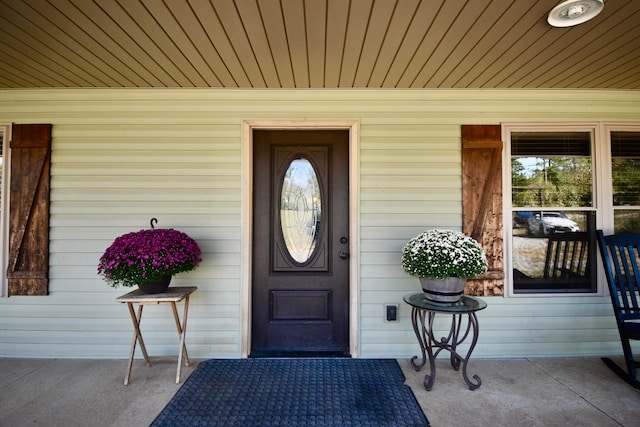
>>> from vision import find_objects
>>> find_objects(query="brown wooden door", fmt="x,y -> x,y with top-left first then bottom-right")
251,130 -> 350,356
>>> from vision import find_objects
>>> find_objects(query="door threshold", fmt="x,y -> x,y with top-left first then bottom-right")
249,351 -> 351,358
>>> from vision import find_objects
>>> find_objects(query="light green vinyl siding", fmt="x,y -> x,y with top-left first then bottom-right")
0,89 -> 638,359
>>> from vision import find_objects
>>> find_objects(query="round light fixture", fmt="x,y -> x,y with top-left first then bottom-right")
547,0 -> 604,27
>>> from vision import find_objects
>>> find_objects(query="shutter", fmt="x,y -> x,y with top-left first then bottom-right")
461,125 -> 504,296
7,124 -> 51,295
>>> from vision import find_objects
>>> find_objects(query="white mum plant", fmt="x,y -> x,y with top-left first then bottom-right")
402,229 -> 488,279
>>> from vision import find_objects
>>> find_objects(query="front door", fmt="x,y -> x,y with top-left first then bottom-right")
251,130 -> 350,356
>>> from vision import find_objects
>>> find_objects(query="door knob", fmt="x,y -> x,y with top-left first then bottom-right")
339,251 -> 349,259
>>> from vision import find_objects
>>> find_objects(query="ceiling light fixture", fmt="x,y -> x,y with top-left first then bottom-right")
547,0 -> 604,27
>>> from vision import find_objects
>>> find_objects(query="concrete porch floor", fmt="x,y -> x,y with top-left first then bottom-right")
0,357 -> 638,426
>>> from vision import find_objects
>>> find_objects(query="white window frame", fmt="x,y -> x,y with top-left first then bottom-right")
601,123 -> 640,235
502,122 -> 604,298
0,123 -> 10,297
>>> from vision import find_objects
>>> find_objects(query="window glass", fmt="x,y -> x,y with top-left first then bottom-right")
512,210 -> 595,293
511,132 -> 592,208
611,132 -> 640,233
511,131 -> 596,294
280,157 -> 321,264
613,210 -> 640,233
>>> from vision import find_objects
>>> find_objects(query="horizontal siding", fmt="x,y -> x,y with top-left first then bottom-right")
0,88 -> 639,359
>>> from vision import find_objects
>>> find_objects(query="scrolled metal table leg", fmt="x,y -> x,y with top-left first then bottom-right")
422,311 -> 437,391
409,307 -> 428,371
460,312 -> 482,390
449,314 -> 462,371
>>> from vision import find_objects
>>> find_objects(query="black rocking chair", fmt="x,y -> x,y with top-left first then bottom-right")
596,230 -> 640,389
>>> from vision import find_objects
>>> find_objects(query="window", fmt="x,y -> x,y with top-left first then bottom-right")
508,128 -> 597,294
505,123 -> 640,296
610,131 -> 640,233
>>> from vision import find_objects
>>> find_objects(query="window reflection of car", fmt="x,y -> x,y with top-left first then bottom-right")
527,211 -> 579,236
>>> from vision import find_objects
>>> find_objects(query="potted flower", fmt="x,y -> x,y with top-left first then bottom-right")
98,227 -> 202,294
402,229 -> 487,302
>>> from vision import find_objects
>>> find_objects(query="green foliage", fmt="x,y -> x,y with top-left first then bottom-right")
612,159 -> 640,206
512,157 -> 592,208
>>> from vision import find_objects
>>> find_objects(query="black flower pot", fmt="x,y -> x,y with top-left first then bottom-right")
138,275 -> 172,294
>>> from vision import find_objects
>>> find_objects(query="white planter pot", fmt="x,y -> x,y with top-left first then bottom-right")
419,277 -> 466,303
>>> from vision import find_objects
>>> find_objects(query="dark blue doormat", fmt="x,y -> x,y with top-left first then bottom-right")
151,358 -> 430,426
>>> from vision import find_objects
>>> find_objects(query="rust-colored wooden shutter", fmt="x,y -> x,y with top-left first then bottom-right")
461,125 -> 504,296
7,124 -> 51,295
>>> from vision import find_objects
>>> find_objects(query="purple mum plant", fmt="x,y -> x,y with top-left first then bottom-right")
98,228 -> 202,288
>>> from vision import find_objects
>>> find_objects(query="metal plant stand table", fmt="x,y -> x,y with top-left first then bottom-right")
117,286 -> 197,385
404,293 -> 487,391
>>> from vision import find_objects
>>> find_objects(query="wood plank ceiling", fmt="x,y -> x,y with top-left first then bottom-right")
0,0 -> 638,90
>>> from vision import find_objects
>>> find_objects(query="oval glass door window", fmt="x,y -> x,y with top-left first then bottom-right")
280,158 -> 322,263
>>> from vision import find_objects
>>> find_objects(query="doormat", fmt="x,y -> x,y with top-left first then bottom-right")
151,358 -> 430,427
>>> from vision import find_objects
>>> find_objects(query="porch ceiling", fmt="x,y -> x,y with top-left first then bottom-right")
0,0 -> 638,90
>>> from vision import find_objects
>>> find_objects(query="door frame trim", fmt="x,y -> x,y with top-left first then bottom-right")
241,120 -> 359,358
